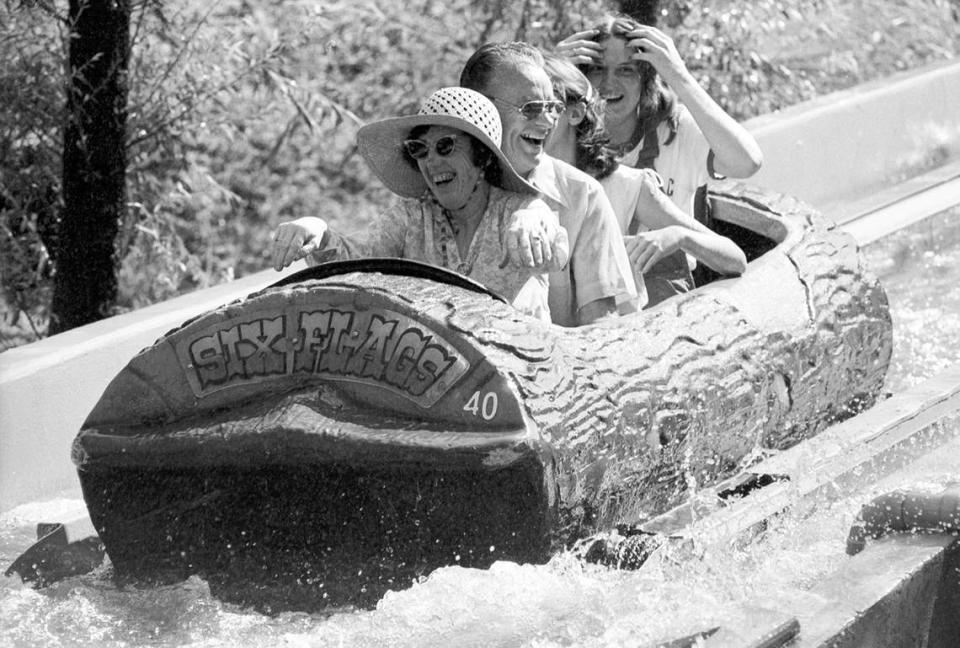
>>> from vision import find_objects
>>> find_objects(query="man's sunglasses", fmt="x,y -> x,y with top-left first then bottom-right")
403,135 -> 461,160
491,97 -> 566,120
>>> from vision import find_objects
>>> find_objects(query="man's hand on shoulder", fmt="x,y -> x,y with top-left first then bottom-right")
502,199 -> 569,271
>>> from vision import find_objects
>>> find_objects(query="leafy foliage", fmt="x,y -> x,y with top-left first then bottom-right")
1,0 -> 959,347
0,5 -> 64,347
667,0 -> 960,118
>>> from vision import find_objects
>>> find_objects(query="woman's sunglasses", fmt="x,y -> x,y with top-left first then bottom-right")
403,135 -> 460,160
491,97 -> 566,120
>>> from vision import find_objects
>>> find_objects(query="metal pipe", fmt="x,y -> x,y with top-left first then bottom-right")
846,484 -> 960,555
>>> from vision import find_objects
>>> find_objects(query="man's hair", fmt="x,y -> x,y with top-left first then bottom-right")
459,42 -> 546,94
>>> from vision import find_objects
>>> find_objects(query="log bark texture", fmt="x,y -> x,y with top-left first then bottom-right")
74,183 -> 892,609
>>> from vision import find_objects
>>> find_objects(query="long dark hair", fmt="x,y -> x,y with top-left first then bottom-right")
543,53 -> 619,180
587,14 -> 678,147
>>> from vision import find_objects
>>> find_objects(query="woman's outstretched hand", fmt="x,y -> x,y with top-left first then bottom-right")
271,217 -> 328,271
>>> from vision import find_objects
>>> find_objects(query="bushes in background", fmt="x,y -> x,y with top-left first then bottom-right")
1,0 -> 958,347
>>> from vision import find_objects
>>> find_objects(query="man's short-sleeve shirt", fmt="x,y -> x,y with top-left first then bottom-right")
528,155 -> 637,327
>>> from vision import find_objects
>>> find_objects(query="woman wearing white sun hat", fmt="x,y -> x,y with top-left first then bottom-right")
270,86 -> 568,323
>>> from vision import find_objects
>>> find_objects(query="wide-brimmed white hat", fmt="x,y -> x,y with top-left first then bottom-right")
357,87 -> 537,198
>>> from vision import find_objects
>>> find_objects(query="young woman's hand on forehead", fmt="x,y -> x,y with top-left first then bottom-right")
554,29 -> 603,65
624,25 -> 686,81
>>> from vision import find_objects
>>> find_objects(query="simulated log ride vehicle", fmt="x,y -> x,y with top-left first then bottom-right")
73,183 -> 893,611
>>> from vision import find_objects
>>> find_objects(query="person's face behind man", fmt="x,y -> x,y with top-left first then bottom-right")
481,62 -> 558,178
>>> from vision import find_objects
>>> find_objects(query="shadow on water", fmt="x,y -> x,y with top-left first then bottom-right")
80,458 -> 552,614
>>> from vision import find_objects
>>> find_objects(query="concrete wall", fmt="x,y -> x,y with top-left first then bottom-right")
3,60 -> 960,512
746,59 -> 960,210
0,265 -> 303,510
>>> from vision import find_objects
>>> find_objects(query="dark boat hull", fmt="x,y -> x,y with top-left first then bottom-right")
80,460 -> 552,610
73,183 -> 892,610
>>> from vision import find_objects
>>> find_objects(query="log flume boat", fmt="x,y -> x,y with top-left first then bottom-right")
72,183 -> 893,611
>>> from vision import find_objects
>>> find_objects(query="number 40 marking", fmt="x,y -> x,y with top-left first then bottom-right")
463,391 -> 499,420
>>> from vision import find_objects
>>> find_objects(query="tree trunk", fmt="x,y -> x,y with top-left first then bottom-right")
50,0 -> 130,334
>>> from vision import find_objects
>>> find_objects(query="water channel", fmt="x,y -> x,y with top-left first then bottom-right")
2,205 -> 959,648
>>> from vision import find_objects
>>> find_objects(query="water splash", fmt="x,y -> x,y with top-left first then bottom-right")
4,206 -> 960,647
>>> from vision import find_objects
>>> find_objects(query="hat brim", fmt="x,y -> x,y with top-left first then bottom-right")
357,114 -> 537,199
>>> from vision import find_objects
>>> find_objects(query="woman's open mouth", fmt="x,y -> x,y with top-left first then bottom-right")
431,172 -> 455,186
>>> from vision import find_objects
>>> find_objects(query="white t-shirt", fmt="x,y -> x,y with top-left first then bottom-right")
528,155 -> 637,327
599,165 -> 651,235
619,105 -> 710,219
599,165 -> 655,311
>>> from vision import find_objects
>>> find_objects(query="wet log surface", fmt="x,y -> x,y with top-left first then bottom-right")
74,183 -> 893,610
266,182 -> 891,536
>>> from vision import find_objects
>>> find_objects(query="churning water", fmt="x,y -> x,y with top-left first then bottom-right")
3,206 -> 960,648
862,204 -> 960,392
